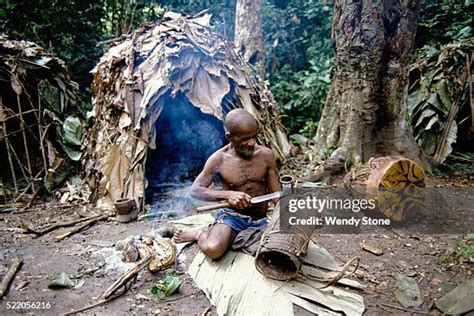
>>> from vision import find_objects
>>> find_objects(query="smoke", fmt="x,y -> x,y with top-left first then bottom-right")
146,93 -> 225,187
145,93 -> 226,216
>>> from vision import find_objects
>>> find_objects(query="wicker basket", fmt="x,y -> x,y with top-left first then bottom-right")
255,203 -> 313,281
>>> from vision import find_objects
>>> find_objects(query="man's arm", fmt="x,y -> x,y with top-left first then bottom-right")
190,152 -> 251,209
264,149 -> 281,203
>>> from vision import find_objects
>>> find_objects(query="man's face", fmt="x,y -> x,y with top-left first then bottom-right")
228,125 -> 258,159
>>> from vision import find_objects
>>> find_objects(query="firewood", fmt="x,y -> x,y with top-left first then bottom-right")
63,254 -> 154,315
55,213 -> 112,240
62,290 -> 124,315
23,212 -> 112,236
62,254 -> 153,315
20,213 -> 112,236
102,254 -> 153,299
0,257 -> 23,297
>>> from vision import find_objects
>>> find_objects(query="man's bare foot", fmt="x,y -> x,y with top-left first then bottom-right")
173,227 -> 206,243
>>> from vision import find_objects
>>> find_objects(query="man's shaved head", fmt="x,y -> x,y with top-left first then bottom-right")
224,109 -> 258,136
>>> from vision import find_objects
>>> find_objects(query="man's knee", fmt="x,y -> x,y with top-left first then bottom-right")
197,224 -> 235,259
199,239 -> 228,259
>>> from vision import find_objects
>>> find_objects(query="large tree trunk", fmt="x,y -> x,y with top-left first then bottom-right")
234,0 -> 265,79
312,0 -> 421,177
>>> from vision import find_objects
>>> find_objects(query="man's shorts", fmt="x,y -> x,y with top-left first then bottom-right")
213,208 -> 268,233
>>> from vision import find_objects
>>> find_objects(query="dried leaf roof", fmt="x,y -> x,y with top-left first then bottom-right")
0,36 -> 78,110
84,12 -> 290,205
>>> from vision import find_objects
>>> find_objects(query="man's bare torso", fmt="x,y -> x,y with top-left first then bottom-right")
176,109 -> 280,258
216,144 -> 271,218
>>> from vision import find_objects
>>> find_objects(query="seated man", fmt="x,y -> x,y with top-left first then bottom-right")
174,108 -> 280,259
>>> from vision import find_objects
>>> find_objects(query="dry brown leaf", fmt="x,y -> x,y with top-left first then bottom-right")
100,145 -> 129,202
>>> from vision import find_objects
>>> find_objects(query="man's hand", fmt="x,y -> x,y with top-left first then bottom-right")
225,191 -> 251,210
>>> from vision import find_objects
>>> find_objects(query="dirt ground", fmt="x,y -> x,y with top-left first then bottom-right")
0,173 -> 472,315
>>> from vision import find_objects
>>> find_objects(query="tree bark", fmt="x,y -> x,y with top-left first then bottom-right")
312,0 -> 421,176
234,0 -> 265,79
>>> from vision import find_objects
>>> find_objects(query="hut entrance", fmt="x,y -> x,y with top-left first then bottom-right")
144,94 -> 225,212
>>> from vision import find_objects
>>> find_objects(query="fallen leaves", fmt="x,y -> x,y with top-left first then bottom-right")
394,272 -> 423,309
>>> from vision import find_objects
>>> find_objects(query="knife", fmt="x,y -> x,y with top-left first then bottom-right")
196,191 -> 284,212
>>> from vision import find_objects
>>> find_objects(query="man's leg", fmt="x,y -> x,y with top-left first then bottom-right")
173,223 -> 236,259
173,227 -> 206,243
197,223 -> 236,259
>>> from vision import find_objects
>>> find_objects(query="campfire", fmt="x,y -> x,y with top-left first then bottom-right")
115,233 -> 176,272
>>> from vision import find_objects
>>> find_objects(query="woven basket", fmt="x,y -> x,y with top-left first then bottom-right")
255,203 -> 313,281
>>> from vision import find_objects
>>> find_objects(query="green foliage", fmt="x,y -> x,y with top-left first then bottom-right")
150,275 -> 181,300
101,0 -> 165,37
271,57 -> 332,137
408,0 -> 473,162
264,1 -> 334,136
407,36 -> 472,162
416,0 -> 473,48
323,145 -> 337,160
61,117 -> 84,161
440,233 -> 474,264
455,238 -> 474,262
159,0 -> 236,39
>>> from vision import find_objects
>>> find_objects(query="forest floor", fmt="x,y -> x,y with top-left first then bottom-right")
0,162 -> 473,315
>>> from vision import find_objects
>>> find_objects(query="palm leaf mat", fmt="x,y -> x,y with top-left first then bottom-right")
188,241 -> 365,315
167,213 -> 215,231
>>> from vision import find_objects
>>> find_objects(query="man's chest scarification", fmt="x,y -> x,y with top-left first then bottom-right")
239,161 -> 255,183
220,159 -> 266,186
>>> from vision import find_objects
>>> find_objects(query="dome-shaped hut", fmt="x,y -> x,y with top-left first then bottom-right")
83,12 -> 290,208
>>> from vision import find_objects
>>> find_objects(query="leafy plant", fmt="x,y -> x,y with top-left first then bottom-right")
415,1 -> 473,48
150,275 -> 181,300
455,238 -> 474,262
440,233 -> 474,264
407,0 -> 473,163
407,36 -> 472,163
323,145 -> 337,160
